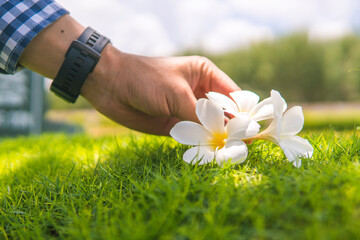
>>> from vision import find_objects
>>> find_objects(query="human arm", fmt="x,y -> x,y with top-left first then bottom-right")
18,14 -> 240,135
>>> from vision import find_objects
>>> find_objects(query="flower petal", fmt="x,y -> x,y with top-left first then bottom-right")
170,121 -> 211,145
270,90 -> 287,116
215,139 -> 248,165
196,98 -> 225,134
230,90 -> 260,113
256,114 -> 282,143
226,117 -> 260,140
279,135 -> 314,167
206,92 -> 238,113
281,106 -> 304,135
232,112 -> 251,119
250,97 -> 274,121
183,146 -> 214,165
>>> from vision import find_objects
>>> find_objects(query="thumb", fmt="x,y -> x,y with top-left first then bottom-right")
196,58 -> 241,98
209,63 -> 241,96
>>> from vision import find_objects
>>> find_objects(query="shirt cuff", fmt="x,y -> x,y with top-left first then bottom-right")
0,0 -> 69,74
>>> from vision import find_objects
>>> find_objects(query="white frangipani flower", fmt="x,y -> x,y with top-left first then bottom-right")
170,98 -> 260,166
206,90 -> 274,121
255,90 -> 314,168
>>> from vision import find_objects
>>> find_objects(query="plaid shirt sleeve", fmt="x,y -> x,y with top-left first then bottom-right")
0,0 -> 68,74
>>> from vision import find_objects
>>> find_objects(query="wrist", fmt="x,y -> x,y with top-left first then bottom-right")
80,44 -> 121,107
50,27 -> 110,103
19,15 -> 85,79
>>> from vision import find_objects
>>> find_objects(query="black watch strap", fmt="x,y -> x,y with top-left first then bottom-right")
78,27 -> 110,53
50,27 -> 110,103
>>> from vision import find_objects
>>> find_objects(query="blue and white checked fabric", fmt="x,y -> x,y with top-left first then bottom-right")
0,0 -> 68,74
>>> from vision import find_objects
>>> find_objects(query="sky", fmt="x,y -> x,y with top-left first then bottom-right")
56,0 -> 360,56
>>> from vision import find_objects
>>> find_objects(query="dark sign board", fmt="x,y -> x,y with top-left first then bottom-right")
0,69 -> 44,135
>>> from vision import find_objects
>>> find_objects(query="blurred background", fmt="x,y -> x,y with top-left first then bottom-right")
3,0 -> 360,136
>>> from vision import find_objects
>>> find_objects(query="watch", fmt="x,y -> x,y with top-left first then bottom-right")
50,27 -> 110,103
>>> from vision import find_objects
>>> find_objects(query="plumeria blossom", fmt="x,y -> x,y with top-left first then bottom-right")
254,90 -> 314,168
170,89 -> 313,168
170,98 -> 260,166
206,90 -> 274,121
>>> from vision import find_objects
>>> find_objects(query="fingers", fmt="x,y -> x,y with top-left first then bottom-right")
169,56 -> 240,124
172,85 -> 199,123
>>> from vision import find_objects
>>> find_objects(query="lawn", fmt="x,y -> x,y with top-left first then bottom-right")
0,128 -> 360,239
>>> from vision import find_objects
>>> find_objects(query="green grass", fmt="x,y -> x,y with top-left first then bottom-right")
0,130 -> 360,239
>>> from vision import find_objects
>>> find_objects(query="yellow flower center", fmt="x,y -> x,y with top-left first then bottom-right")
208,132 -> 228,150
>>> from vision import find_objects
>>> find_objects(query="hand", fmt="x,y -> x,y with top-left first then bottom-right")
81,47 -> 240,135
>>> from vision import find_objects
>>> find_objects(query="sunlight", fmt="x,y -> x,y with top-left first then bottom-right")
0,136 -> 109,178
212,168 -> 265,188
0,152 -> 33,176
